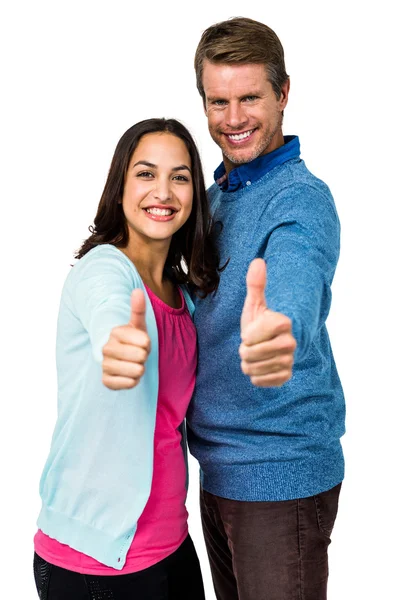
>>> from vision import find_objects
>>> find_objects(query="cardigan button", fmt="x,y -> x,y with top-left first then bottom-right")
246,180 -> 251,186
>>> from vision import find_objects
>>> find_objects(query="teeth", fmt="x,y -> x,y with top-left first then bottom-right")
146,208 -> 173,216
228,130 -> 253,141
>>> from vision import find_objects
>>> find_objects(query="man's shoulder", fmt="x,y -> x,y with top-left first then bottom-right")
206,182 -> 222,211
206,181 -> 220,197
269,158 -> 331,194
205,159 -> 335,208
256,159 -> 335,214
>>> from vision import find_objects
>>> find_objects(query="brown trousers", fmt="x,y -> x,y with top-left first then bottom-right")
200,483 -> 341,600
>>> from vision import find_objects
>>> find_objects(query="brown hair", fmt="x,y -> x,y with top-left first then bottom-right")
195,17 -> 289,104
75,118 -> 225,298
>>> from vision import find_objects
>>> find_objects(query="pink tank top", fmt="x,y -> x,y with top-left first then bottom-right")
34,284 -> 197,574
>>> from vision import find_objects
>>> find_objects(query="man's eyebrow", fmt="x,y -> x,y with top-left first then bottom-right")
132,161 -> 191,173
207,95 -> 226,103
207,92 -> 261,102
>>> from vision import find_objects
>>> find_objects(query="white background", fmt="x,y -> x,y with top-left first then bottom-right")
1,1 -> 399,598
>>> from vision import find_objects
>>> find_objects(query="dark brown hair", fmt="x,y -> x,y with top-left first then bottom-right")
76,118 -> 224,297
195,17 -> 289,104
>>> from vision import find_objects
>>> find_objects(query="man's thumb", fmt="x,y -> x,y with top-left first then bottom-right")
129,289 -> 147,332
241,258 -> 268,330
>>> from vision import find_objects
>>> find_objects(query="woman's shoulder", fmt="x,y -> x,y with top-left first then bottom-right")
79,243 -> 130,264
66,244 -> 142,286
179,285 -> 195,317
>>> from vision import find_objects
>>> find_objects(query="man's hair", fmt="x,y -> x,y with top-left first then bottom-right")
194,17 -> 289,104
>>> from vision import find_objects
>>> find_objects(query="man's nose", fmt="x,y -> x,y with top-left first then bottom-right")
225,102 -> 247,129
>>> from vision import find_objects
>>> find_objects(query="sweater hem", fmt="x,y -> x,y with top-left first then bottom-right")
37,505 -> 136,570
34,528 -> 188,575
200,445 -> 344,501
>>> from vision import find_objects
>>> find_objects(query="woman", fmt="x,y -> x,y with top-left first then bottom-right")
33,118 -> 222,599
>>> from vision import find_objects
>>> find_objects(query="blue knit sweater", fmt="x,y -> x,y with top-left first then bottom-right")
186,137 -> 345,501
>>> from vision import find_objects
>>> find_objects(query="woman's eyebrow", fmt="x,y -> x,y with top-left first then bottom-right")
133,161 -> 191,173
172,164 -> 191,173
133,160 -> 156,168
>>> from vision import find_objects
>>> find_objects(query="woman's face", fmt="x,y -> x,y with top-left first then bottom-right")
122,132 -> 193,246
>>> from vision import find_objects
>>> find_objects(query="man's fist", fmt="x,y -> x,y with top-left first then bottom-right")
102,289 -> 151,390
239,259 -> 296,387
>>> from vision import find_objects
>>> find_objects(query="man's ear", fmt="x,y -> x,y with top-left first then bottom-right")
280,78 -> 290,111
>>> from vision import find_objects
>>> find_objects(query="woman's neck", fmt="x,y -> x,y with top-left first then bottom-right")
119,238 -> 181,308
120,235 -> 170,288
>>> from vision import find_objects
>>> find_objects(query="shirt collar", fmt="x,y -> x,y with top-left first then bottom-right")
214,135 -> 300,192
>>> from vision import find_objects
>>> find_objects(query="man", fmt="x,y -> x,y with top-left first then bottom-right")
185,17 -> 345,600
102,17 -> 345,600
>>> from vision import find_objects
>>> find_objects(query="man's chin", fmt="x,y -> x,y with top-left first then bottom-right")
223,147 -> 260,166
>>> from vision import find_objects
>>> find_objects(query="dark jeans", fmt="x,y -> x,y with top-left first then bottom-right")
200,483 -> 341,600
33,534 -> 205,600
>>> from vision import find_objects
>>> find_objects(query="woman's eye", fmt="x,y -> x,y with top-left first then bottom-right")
137,171 -> 154,178
173,175 -> 189,182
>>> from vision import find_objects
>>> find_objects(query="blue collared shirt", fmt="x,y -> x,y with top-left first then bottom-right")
214,135 -> 300,192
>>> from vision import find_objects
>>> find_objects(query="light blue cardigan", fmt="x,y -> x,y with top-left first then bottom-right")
37,244 -> 194,570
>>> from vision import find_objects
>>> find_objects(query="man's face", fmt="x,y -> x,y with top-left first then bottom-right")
202,61 -> 289,173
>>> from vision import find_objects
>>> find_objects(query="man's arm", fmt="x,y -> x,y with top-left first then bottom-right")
240,184 -> 340,386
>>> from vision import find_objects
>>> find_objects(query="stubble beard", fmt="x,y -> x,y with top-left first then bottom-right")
215,113 -> 284,166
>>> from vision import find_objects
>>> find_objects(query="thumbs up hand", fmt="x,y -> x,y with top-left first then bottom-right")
239,259 -> 296,387
102,289 -> 151,390
240,257 -> 268,331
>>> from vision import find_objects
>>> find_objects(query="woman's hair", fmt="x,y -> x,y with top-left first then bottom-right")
75,118 -> 224,297
194,17 -> 289,104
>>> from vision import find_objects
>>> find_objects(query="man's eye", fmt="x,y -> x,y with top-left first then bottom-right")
213,100 -> 227,106
243,96 -> 257,102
